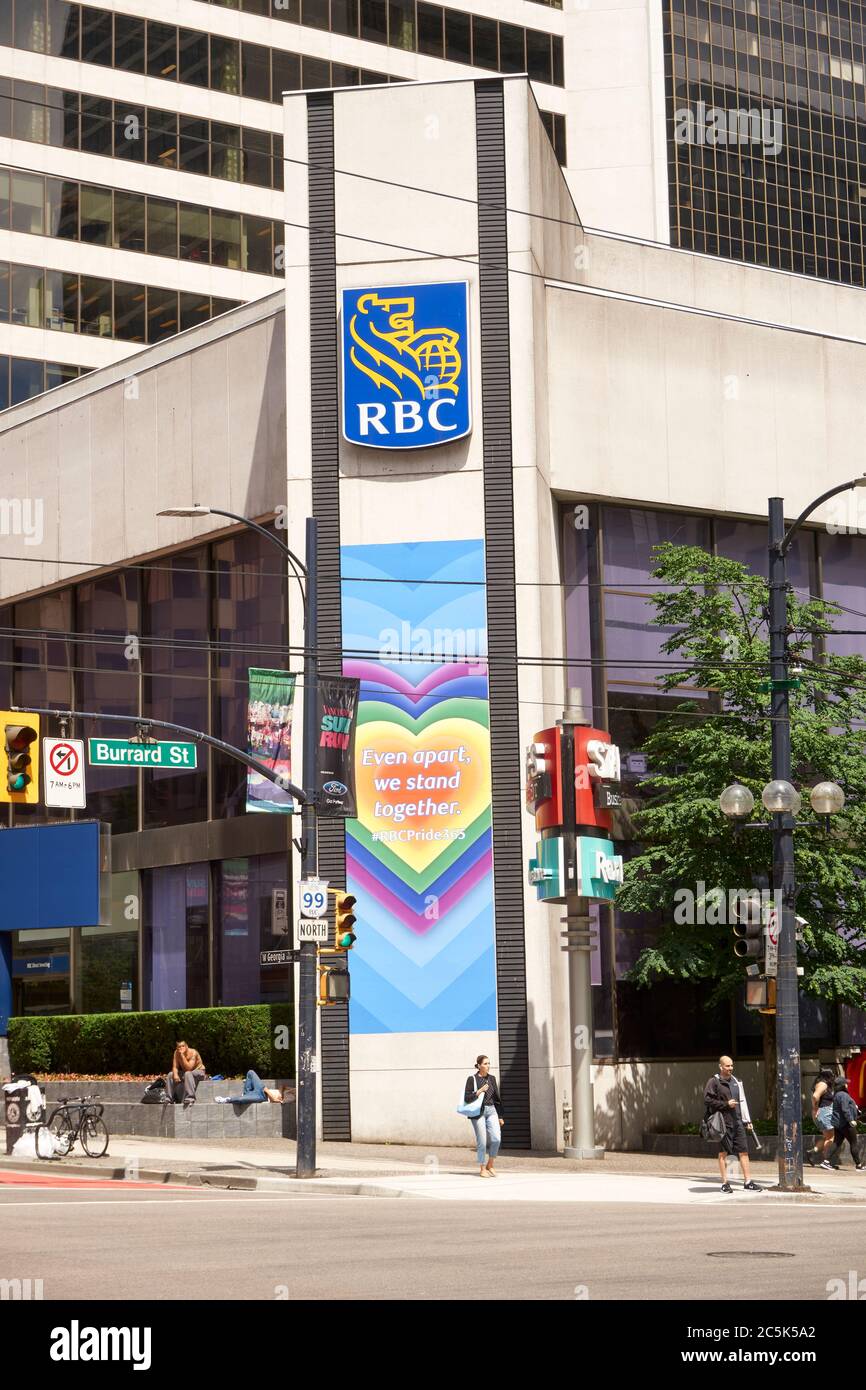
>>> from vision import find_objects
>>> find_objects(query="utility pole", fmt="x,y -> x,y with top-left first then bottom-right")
767,497 -> 805,1191
296,516 -> 318,1179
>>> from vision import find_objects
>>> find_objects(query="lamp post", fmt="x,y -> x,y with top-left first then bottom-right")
159,505 -> 319,1179
721,474 -> 865,1192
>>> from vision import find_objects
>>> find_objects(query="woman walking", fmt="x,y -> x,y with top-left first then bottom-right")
464,1054 -> 504,1177
806,1068 -> 837,1167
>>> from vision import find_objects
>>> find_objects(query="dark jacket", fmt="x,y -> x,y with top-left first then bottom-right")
832,1090 -> 859,1129
704,1075 -> 738,1128
464,1072 -> 502,1118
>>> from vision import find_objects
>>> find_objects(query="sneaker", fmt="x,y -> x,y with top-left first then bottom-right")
820,1160 -> 833,1170
743,1180 -> 761,1191
721,1182 -> 733,1193
214,1096 -> 228,1104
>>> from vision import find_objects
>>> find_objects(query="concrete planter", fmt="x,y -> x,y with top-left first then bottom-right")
643,1131 -> 784,1160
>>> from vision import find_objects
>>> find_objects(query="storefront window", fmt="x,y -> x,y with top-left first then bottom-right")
145,863 -> 209,1010
12,929 -> 71,1017
80,871 -> 140,1015
216,854 -> 291,1006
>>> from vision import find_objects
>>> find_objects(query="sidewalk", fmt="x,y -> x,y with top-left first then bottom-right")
3,1134 -> 865,1203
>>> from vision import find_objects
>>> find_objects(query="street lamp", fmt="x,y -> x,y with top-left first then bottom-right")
158,503 -> 320,1180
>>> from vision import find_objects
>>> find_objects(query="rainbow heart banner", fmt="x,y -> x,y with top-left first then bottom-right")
342,540 -> 495,1034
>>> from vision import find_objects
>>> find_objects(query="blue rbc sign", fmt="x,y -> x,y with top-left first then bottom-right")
341,281 -> 471,450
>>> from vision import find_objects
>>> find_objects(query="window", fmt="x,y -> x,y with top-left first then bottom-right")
389,0 -> 415,50
179,29 -> 209,87
241,42 -> 271,101
331,0 -> 359,35
44,86 -> 66,147
114,104 -> 145,162
79,185 -> 112,246
211,35 -> 240,94
0,172 -> 7,229
0,358 -> 8,413
113,281 -> 146,343
301,56 -> 330,88
44,361 -> 79,391
211,211 -> 242,269
272,50 -> 301,96
147,110 -> 177,170
146,287 -> 179,344
179,205 -> 209,263
361,0 -> 388,44
0,80 -> 11,140
179,291 -> 211,333
0,265 -> 8,320
211,123 -> 241,181
15,0 -> 47,53
11,173 -> 45,235
303,0 -> 330,29
11,266 -> 43,329
418,3 -> 444,57
114,13 -> 145,72
80,276 -> 112,336
61,90 -> 79,150
47,1 -> 80,58
445,9 -> 471,64
10,358 -> 45,406
147,21 -> 177,80
80,6 -> 113,66
211,297 -> 241,318
113,190 -> 145,254
472,15 -> 498,69
146,198 -> 178,258
13,82 -> 49,145
80,96 -> 113,155
526,29 -> 553,83
243,215 -> 273,274
44,270 -> 78,331
499,23 -> 525,73
242,128 -> 272,188
179,116 -> 211,176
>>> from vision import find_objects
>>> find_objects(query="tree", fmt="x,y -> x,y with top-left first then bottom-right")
616,543 -> 866,1117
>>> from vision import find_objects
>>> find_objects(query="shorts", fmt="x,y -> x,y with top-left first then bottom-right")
816,1105 -> 834,1133
720,1118 -> 749,1155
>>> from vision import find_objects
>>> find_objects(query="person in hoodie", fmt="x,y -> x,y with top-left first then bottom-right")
823,1075 -> 863,1171
703,1055 -> 761,1192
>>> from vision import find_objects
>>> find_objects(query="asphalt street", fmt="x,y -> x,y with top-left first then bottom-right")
2,1179 -> 865,1300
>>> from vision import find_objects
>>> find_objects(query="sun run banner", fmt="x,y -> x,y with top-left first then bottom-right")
316,676 -> 360,818
245,668 -> 296,813
341,539 -> 495,1034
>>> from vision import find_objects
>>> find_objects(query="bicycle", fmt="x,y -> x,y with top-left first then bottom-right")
35,1095 -> 109,1160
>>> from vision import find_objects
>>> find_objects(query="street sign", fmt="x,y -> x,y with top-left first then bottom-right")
261,949 -> 294,966
43,737 -> 86,809
272,888 -> 289,937
298,878 -> 328,918
765,908 -> 779,977
298,918 -> 329,944
88,738 -> 198,769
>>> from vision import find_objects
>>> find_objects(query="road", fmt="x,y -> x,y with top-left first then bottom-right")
0,1177 -> 863,1300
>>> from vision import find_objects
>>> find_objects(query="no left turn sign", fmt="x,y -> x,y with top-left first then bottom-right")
43,737 -> 86,809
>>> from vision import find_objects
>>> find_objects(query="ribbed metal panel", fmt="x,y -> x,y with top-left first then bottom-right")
474,81 -> 532,1150
307,92 -> 351,1142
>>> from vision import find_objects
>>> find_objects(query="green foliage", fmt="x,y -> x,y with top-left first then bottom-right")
8,1004 -> 294,1077
617,543 -> 866,1011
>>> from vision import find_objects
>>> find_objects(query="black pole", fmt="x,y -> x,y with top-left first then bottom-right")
768,497 -> 804,1192
296,516 -> 318,1179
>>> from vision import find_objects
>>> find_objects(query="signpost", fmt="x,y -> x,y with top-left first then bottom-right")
88,738 -> 198,768
298,919 -> 329,944
43,737 -> 86,809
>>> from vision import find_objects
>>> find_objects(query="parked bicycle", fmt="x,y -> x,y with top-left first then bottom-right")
35,1095 -> 109,1160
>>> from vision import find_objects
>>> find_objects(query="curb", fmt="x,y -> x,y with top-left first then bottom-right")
0,1155 -> 406,1197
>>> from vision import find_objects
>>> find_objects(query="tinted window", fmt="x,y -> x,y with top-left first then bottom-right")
499,23 -> 525,73
40,176 -> 70,240
47,1 -> 80,58
114,104 -> 145,162
44,270 -> 78,331
0,173 -> 8,229
301,56 -> 330,88
114,14 -> 145,72
241,43 -> 271,101
303,0 -> 330,29
81,6 -> 113,65
80,185 -> 112,245
80,276 -> 112,336
11,173 -> 45,235
243,215 -> 273,274
147,109 -> 177,169
43,86 -> 66,147
11,266 -> 43,328
0,264 -> 8,320
179,292 -> 211,333
211,35 -> 240,94
61,90 -> 80,150
360,0 -> 387,44
147,21 -> 177,80
242,128 -> 272,188
15,0 -> 47,54
418,3 -> 444,57
147,287 -> 179,344
211,123 -> 241,181
0,357 -> 8,412
445,9 -> 471,63
45,362 -> 79,391
472,15 -> 498,69
211,210 -> 242,269
179,205 -> 209,263
0,80 -> 11,140
526,29 -> 553,84
13,82 -> 49,145
11,359 -> 45,406
331,0 -> 359,35
389,0 -> 415,50
179,116 -> 211,175
80,96 -> 113,155
179,29 -> 209,88
146,198 -> 178,257
113,190 -> 146,253
113,281 -> 146,342
272,50 -> 301,95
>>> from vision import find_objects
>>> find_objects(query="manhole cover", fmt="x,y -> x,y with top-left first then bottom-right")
707,1251 -> 795,1260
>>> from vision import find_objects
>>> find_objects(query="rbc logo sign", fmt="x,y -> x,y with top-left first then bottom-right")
341,281 -> 471,450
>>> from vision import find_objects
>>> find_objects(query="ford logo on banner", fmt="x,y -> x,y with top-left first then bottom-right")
341,281 -> 471,449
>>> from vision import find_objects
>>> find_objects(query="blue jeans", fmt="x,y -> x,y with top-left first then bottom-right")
470,1105 -> 501,1165
225,1070 -> 267,1104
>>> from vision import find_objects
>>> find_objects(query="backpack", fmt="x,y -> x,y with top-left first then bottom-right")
141,1077 -> 170,1105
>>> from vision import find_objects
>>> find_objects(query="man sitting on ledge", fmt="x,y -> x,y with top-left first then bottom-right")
166,1041 -> 206,1109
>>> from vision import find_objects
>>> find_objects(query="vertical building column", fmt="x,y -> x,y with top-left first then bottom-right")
474,80 -> 531,1150
306,91 -> 351,1142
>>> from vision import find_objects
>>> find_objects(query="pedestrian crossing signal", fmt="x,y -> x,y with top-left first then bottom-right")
0,712 -> 40,804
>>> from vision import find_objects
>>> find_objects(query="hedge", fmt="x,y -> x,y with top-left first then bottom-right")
8,1004 -> 294,1077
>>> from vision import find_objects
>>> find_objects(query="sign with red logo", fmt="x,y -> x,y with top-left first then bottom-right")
574,726 -> 621,834
43,737 -> 86,809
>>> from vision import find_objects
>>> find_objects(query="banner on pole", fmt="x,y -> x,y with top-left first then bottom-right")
315,676 -> 360,818
246,668 -> 296,813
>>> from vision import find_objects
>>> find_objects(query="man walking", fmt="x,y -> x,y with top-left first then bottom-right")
704,1055 -> 761,1193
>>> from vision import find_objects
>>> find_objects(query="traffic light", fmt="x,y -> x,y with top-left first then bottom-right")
0,712 -> 40,804
318,962 -> 350,1006
731,889 -> 764,960
330,889 -> 357,952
